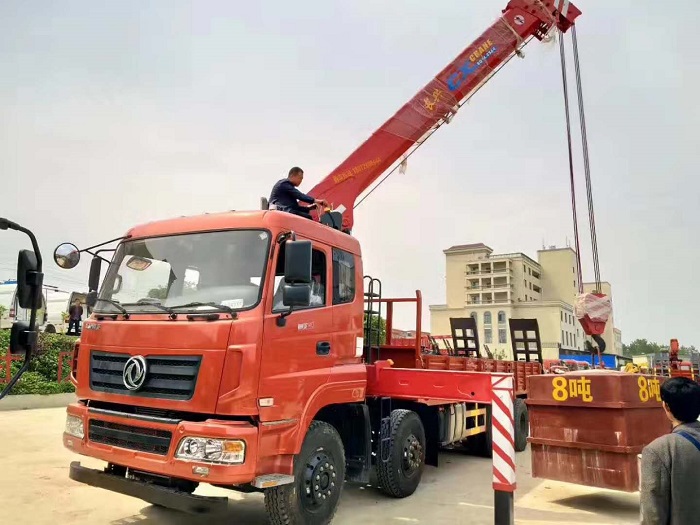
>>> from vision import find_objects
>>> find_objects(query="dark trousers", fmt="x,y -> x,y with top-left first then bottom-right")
277,206 -> 313,220
68,319 -> 81,335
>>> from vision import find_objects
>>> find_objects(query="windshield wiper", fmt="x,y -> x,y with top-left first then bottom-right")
121,299 -> 174,314
95,298 -> 128,316
169,301 -> 236,314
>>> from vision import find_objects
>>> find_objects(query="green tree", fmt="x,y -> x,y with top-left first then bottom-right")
623,339 -> 663,356
147,286 -> 168,300
363,313 -> 387,345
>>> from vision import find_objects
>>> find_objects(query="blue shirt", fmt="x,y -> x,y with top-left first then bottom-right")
269,179 -> 315,212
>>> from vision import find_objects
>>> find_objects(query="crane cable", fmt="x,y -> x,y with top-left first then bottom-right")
558,26 -> 602,294
558,32 -> 584,295
571,26 -> 602,293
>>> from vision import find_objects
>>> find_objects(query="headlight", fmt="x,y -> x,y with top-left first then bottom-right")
65,415 -> 84,439
175,437 -> 245,464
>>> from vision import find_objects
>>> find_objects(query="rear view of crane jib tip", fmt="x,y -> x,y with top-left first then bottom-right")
308,0 -> 582,232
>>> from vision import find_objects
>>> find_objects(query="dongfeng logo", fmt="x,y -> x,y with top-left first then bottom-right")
123,356 -> 148,391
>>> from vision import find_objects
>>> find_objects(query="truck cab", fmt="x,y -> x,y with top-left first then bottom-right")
60,209 -> 373,519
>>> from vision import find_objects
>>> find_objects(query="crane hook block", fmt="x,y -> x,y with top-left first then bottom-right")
575,292 -> 611,336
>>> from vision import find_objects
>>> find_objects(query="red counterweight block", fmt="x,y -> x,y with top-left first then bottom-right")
576,292 -> 611,336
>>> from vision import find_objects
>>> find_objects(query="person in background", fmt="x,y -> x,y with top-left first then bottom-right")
68,299 -> 83,335
269,166 -> 327,220
640,376 -> 700,524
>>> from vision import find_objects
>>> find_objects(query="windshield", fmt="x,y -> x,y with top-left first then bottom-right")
98,229 -> 271,314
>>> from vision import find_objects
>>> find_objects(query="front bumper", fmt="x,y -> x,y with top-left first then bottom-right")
64,402 -> 259,486
69,461 -> 229,514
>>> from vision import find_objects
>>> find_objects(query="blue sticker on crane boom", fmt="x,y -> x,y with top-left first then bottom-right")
447,39 -> 498,92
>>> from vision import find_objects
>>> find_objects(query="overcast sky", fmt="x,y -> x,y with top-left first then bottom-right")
1,0 -> 697,345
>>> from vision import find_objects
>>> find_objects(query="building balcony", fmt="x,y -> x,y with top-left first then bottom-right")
464,269 -> 512,276
466,299 -> 511,305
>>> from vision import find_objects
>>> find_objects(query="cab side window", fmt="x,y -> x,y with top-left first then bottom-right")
332,248 -> 355,305
272,243 -> 327,312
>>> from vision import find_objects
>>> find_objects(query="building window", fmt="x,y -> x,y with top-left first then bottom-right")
332,248 -> 355,305
560,311 -> 563,322
498,311 -> 506,324
562,330 -> 565,344
484,312 -> 492,325
499,328 -> 507,344
485,328 -> 493,344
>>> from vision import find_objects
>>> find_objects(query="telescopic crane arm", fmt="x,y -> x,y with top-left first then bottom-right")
309,0 -> 581,232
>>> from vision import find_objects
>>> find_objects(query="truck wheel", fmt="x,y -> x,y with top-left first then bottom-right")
513,398 -> 529,452
376,409 -> 426,498
265,420 -> 345,525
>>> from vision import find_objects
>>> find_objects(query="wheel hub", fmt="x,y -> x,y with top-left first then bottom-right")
302,453 -> 337,508
402,434 -> 423,473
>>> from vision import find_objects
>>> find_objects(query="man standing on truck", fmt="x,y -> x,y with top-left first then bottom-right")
269,166 -> 327,219
640,377 -> 700,524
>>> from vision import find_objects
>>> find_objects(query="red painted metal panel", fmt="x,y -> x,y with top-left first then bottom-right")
366,361 -> 505,404
527,372 -> 671,492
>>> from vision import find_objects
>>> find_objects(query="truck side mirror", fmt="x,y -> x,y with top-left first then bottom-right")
86,290 -> 98,308
282,240 -> 312,308
282,284 -> 311,308
277,240 -> 312,325
9,321 -> 35,356
16,249 -> 41,308
89,256 -> 102,292
54,243 -> 81,269
1,218 -> 43,400
283,240 -> 312,284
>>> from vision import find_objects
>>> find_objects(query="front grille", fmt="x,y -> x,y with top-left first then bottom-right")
88,419 -> 172,455
90,351 -> 201,400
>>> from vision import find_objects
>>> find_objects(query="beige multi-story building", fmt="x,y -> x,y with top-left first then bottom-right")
430,243 -> 618,361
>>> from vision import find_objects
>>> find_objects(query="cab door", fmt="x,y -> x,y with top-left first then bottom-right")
258,240 -> 334,422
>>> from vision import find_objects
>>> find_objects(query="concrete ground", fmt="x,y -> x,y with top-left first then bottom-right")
0,408 -> 641,525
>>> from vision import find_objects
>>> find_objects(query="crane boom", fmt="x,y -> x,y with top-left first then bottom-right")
309,0 -> 581,232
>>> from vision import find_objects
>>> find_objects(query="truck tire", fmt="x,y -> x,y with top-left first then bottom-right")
264,420 -> 345,525
376,409 -> 426,498
513,397 -> 529,452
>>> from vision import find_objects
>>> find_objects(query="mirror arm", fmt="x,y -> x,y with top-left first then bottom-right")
84,249 -> 113,265
0,356 -> 31,400
82,235 -> 129,253
1,219 -> 43,270
276,306 -> 293,327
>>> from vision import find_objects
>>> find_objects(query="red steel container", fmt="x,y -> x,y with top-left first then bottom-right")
526,370 -> 671,492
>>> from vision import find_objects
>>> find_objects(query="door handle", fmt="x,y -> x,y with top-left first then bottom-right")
316,341 -> 331,356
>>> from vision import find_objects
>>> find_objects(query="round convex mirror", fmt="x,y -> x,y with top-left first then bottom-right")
54,243 -> 81,269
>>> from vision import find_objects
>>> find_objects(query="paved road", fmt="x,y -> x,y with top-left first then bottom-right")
0,408 -> 641,524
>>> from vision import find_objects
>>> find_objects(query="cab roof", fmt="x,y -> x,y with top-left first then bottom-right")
125,210 -> 362,256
